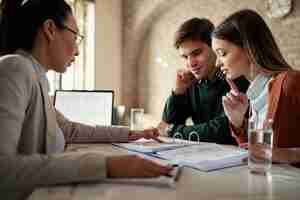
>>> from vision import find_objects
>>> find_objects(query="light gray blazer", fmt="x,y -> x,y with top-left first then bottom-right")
0,51 -> 130,200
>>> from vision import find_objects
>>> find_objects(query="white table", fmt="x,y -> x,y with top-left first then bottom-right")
28,143 -> 300,200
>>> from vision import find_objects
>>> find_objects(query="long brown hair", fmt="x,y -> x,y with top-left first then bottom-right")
212,9 -> 291,72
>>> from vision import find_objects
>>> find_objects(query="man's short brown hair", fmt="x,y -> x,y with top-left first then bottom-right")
174,18 -> 214,49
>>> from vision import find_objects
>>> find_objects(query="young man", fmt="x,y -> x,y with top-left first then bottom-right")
161,18 -> 249,144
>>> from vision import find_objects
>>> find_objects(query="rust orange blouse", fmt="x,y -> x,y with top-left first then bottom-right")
231,70 -> 300,148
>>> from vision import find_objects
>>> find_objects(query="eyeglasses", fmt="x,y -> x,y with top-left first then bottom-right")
62,25 -> 85,46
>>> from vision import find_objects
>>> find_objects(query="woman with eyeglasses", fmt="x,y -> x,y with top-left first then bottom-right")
211,9 -> 300,166
0,0 -> 172,199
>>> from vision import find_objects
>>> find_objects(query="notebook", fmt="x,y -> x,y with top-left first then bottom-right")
54,90 -> 114,126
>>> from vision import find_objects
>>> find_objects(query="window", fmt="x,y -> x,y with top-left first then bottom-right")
47,0 -> 95,95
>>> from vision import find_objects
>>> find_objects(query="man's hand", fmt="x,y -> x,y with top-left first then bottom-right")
106,155 -> 173,178
157,121 -> 169,136
174,69 -> 196,95
129,127 -> 160,141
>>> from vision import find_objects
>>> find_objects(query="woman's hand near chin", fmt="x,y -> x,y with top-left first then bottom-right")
106,155 -> 173,178
223,78 -> 249,128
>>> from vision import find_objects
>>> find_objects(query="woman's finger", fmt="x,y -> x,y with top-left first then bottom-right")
226,78 -> 239,95
223,95 -> 238,110
226,93 -> 240,106
222,96 -> 233,113
143,128 -> 159,139
239,142 -> 249,149
140,157 -> 173,177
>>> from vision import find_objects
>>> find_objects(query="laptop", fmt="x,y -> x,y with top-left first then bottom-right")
54,90 -> 114,126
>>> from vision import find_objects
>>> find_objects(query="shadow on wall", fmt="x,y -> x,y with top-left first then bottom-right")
122,0 -> 181,110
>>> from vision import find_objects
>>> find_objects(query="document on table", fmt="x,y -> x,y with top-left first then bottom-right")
114,138 -> 247,171
113,138 -> 197,153
155,143 -> 248,172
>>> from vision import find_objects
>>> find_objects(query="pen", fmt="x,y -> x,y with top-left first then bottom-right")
165,166 -> 182,181
173,166 -> 182,181
164,165 -> 178,178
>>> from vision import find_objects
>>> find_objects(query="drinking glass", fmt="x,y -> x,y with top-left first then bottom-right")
130,108 -> 144,131
248,119 -> 273,175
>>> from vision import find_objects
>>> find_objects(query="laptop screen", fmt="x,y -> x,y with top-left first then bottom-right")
54,90 -> 114,126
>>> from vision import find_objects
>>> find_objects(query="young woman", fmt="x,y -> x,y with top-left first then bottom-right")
0,0 -> 172,199
211,9 -> 300,165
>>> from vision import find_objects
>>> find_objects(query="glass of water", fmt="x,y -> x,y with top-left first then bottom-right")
248,119 -> 273,175
130,108 -> 144,131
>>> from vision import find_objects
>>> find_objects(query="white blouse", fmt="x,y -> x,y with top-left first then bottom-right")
246,73 -> 273,130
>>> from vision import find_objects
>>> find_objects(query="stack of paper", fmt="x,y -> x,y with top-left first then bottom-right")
113,138 -> 248,172
113,138 -> 196,153
155,144 -> 248,171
